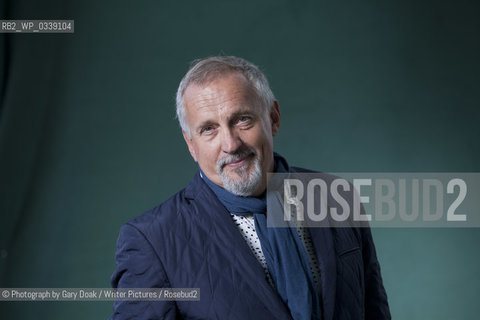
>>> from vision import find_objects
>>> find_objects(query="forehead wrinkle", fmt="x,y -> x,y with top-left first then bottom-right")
196,86 -> 245,107
187,86 -> 250,119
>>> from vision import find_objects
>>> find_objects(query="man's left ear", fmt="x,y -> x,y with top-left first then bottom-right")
270,100 -> 281,136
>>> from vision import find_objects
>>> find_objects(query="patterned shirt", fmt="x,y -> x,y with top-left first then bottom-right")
230,213 -> 322,292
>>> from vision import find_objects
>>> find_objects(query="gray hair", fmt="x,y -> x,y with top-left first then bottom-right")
175,56 -> 275,137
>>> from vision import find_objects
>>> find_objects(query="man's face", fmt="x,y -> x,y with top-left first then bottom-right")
182,72 -> 280,196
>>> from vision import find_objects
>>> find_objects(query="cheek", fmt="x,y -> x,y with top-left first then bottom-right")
196,141 -> 219,167
250,125 -> 273,146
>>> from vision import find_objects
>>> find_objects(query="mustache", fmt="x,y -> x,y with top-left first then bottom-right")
217,148 -> 257,171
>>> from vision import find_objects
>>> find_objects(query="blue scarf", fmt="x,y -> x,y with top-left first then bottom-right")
201,153 -> 321,320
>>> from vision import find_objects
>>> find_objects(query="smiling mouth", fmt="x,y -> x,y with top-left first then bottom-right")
226,156 -> 249,168
222,152 -> 255,170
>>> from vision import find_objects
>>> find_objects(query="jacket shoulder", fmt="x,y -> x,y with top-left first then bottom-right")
122,172 -> 206,242
123,186 -> 198,244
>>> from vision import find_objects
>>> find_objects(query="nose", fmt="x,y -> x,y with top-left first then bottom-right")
220,128 -> 243,154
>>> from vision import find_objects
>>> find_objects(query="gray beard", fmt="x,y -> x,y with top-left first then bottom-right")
217,151 -> 263,196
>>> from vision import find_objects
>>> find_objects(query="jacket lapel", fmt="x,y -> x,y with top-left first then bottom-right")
185,172 -> 292,319
309,227 -> 337,320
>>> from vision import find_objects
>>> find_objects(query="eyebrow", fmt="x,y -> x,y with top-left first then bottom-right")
194,109 -> 257,134
194,120 -> 215,134
228,109 -> 257,120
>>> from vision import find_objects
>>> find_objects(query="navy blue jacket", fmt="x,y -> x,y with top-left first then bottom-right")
111,169 -> 391,319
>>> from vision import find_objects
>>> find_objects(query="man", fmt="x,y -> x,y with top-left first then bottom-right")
110,56 -> 391,319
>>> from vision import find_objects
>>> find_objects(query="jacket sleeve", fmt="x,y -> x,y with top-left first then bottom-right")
110,223 -> 181,319
361,227 -> 392,319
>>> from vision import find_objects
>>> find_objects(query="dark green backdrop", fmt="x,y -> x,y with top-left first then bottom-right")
1,0 -> 479,319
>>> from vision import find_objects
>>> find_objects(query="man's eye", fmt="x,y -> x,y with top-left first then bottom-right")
237,116 -> 251,123
201,126 -> 214,134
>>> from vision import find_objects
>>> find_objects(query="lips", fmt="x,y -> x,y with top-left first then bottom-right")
221,152 -> 254,170
226,156 -> 248,168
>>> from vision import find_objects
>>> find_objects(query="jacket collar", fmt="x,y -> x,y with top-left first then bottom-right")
184,169 -> 337,320
184,170 -> 292,319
